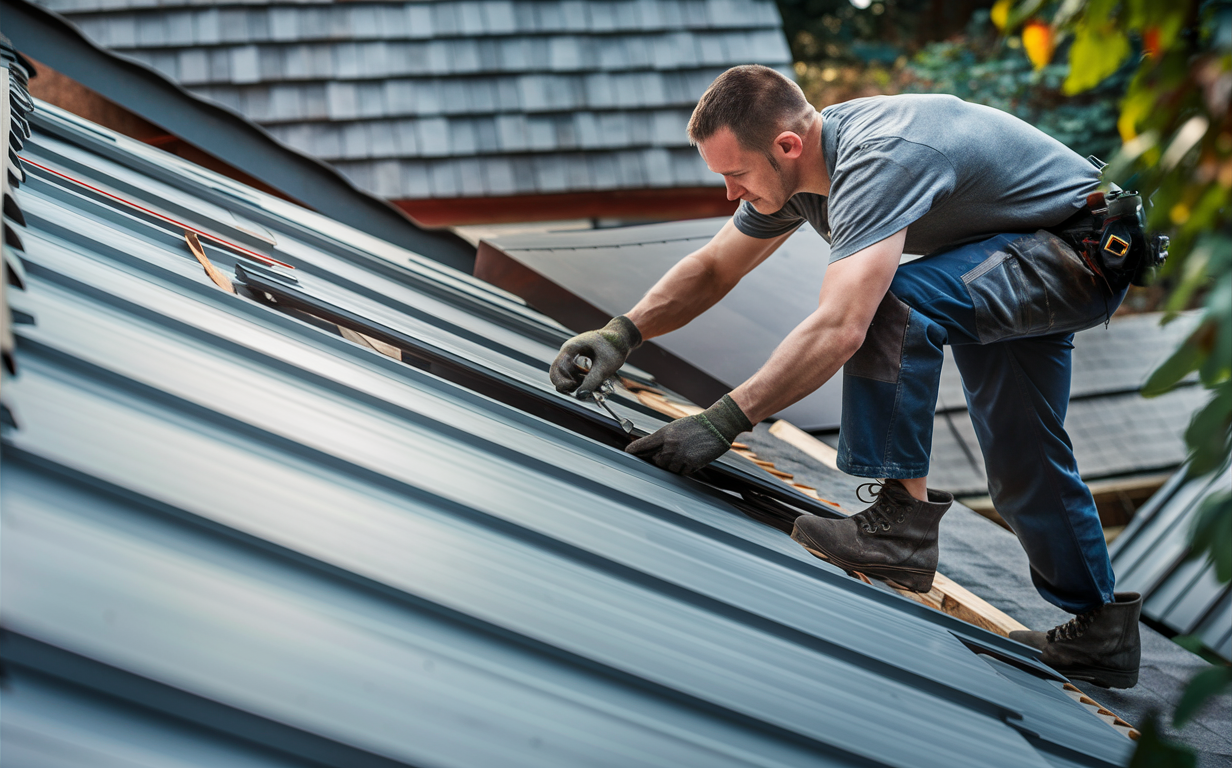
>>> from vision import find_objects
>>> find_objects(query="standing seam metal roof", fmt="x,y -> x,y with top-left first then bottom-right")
1110,464 -> 1232,662
35,0 -> 793,199
1,88 -> 1135,766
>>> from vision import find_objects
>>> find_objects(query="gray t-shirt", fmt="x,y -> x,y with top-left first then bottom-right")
732,94 -> 1100,262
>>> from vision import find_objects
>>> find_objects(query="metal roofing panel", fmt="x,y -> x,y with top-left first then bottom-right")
1111,464 -> 1232,660
1,76 -> 1133,767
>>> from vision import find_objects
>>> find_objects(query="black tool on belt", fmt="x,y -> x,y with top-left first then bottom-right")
1050,157 -> 1170,291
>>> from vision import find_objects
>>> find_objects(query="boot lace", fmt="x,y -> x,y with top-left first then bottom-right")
1047,608 -> 1099,642
853,481 -> 917,534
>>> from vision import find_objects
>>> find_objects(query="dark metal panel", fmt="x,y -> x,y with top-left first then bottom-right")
1111,464 -> 1232,661
3,271 -> 1048,768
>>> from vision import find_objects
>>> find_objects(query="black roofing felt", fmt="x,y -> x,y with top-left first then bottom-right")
33,0 -> 794,199
4,0 -> 476,271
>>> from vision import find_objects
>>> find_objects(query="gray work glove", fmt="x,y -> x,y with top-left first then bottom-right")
626,394 -> 752,475
550,315 -> 642,396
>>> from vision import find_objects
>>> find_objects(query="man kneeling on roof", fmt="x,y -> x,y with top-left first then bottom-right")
548,65 -> 1147,689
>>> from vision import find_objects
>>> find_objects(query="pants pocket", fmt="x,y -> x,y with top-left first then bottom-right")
962,230 -> 1107,344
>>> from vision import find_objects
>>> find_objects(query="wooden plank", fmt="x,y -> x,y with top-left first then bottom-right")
185,231 -> 234,293
768,420 -> 838,470
338,327 -> 403,361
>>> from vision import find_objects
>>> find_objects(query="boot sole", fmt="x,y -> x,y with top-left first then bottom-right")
790,529 -> 935,593
1055,665 -> 1139,690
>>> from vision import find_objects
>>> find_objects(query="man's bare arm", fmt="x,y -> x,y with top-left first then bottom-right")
625,219 -> 793,340
729,229 -> 908,424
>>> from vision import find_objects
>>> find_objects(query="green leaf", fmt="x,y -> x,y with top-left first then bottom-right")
1190,487 -> 1232,582
1162,244 -> 1212,313
1173,666 -> 1232,727
1143,339 -> 1202,396
1173,634 -> 1206,654
1129,713 -> 1197,768
1184,409 -> 1232,478
1064,25 -> 1131,94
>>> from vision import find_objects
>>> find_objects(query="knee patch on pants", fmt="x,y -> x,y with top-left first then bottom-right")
846,290 -> 911,384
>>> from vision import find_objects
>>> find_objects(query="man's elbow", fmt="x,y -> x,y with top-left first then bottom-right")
834,323 -> 867,360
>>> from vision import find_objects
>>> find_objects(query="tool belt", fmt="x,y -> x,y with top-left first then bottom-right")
1048,189 -> 1170,292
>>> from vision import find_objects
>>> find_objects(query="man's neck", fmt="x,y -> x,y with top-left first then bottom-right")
796,112 -> 830,197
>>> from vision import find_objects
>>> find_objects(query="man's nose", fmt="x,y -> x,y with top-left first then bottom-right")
723,177 -> 743,201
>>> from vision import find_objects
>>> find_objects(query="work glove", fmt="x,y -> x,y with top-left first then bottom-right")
550,315 -> 642,396
626,394 -> 752,475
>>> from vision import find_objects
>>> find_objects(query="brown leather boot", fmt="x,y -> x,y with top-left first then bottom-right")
1009,593 -> 1142,689
790,479 -> 954,592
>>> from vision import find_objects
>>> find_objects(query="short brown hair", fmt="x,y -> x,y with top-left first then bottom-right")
687,65 -> 813,152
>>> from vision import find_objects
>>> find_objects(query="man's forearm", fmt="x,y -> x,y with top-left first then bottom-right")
729,228 -> 908,424
729,310 -> 862,424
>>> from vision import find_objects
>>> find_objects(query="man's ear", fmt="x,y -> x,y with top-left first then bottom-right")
773,131 -> 805,160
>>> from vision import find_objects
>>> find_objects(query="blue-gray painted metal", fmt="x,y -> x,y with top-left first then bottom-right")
32,0 -> 793,199
1110,464 -> 1232,662
0,99 -> 1134,766
3,0 -> 477,271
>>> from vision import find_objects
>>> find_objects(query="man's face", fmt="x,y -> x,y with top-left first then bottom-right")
697,127 -> 795,214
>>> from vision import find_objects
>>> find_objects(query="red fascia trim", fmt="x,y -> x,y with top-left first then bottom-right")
22,158 -> 294,269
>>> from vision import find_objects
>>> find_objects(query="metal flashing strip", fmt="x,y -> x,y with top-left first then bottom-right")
22,156 -> 293,268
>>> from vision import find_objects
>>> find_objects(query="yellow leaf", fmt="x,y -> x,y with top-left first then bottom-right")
1170,202 -> 1191,225
991,0 -> 1012,30
1118,89 -> 1154,143
1064,25 -> 1131,95
1023,21 -> 1056,69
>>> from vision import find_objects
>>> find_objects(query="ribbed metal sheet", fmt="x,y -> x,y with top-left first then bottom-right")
32,0 -> 793,199
1110,464 -> 1232,662
0,99 -> 1134,767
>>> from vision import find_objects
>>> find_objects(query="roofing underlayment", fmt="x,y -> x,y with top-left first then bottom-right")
0,59 -> 1143,768
34,0 -> 792,201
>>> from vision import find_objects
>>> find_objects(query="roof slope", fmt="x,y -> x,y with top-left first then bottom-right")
1110,465 -> 1232,662
35,0 -> 792,200
1,94 -> 1136,767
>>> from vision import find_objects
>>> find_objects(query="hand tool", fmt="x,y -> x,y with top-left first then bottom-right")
574,356 -> 634,433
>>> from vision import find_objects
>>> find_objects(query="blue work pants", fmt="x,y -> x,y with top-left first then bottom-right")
836,231 -> 1126,614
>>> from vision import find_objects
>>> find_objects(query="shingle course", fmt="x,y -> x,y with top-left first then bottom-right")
38,0 -> 790,198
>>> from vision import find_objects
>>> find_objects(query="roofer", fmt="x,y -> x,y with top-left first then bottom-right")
549,65 -> 1155,688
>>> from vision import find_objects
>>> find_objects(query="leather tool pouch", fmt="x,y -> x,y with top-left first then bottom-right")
1051,191 -> 1169,291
